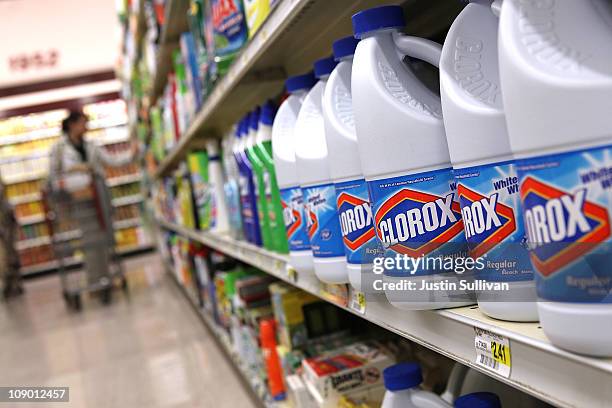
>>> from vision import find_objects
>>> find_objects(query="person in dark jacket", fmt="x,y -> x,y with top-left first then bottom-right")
0,179 -> 22,299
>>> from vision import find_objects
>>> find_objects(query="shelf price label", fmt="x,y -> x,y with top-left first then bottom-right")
286,265 -> 298,283
474,327 -> 512,378
350,290 -> 366,315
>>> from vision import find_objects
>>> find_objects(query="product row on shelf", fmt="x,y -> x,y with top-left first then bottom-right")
159,228 -> 550,408
0,100 -> 151,275
126,0 -> 611,407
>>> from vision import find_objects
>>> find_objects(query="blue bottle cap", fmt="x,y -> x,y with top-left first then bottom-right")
455,392 -> 502,408
333,36 -> 360,60
260,101 -> 277,126
352,5 -> 405,39
383,362 -> 422,391
285,72 -> 316,93
313,56 -> 337,78
250,107 -> 261,131
240,115 -> 250,137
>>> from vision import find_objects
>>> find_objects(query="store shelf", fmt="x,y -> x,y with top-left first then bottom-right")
9,192 -> 42,205
153,0 -> 461,178
16,235 -> 52,251
54,230 -> 82,243
17,213 -> 46,226
3,171 -> 47,185
0,150 -> 52,164
0,127 -> 59,146
111,194 -> 143,207
107,173 -> 142,187
166,262 -> 272,407
20,256 -> 82,276
116,242 -> 153,255
149,0 -> 190,105
113,218 -> 141,230
156,218 -> 612,408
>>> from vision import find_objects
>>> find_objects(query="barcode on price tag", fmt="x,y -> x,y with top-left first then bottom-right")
474,327 -> 511,378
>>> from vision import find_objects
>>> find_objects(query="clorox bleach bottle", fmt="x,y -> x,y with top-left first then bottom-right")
440,1 -> 538,322
223,128 -> 244,239
234,116 -> 262,246
205,138 -> 230,234
352,6 -> 474,309
499,0 -> 612,356
256,101 -> 289,254
381,363 -> 451,408
295,57 -> 348,284
247,107 -> 273,250
272,73 -> 317,273
323,35 -> 382,292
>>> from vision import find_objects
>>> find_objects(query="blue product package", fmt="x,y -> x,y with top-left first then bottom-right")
335,178 -> 381,264
302,183 -> 345,258
180,32 -> 203,110
280,186 -> 311,252
455,161 -> 533,282
210,0 -> 248,57
518,144 -> 612,303
368,168 -> 467,276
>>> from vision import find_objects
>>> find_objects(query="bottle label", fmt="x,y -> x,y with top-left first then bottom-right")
335,179 -> 382,264
368,168 -> 467,276
518,144 -> 612,303
280,187 -> 310,251
302,183 -> 345,258
239,174 -> 259,243
455,161 -> 533,282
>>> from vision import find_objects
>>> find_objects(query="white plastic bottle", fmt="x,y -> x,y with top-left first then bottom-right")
206,138 -> 230,234
222,128 -> 244,239
382,363 -> 451,408
440,1 -> 538,321
272,73 -> 317,273
499,0 -> 612,356
352,6 -> 474,309
295,57 -> 348,284
323,35 -> 383,292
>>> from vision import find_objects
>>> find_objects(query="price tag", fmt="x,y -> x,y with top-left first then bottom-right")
286,266 -> 298,283
350,290 -> 366,315
474,327 -> 512,378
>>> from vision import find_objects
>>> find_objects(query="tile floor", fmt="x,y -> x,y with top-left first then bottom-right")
0,253 -> 257,408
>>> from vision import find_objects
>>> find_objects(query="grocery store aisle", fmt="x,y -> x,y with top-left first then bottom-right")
0,253 -> 257,408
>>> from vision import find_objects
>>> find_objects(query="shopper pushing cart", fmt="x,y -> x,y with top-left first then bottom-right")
47,111 -> 139,308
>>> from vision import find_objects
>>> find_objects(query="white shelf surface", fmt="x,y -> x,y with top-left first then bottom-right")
156,218 -> 612,408
111,194 -> 143,207
107,173 -> 142,187
3,171 -> 47,185
9,192 -> 42,206
113,218 -> 142,230
17,213 -> 46,226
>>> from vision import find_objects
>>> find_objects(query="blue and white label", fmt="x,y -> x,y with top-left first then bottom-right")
455,161 -> 533,282
368,168 -> 467,276
518,144 -> 612,303
239,174 -> 261,245
302,183 -> 345,258
280,186 -> 310,251
335,179 -> 381,264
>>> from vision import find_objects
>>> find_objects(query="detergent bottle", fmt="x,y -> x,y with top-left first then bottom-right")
352,5 -> 474,309
234,116 -> 262,246
454,392 -> 501,408
222,128 -> 244,239
440,0 -> 538,321
323,35 -> 383,292
499,0 -> 612,356
256,101 -> 289,253
381,363 -> 451,408
295,57 -> 348,284
247,107 -> 273,250
272,73 -> 317,273
205,138 -> 230,234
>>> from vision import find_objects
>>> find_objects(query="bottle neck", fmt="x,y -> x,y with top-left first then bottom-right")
358,27 -> 399,40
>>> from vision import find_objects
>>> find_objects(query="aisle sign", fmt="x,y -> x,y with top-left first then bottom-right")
474,327 -> 512,378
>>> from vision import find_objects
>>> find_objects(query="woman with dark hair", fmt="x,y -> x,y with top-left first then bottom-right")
49,110 -> 138,178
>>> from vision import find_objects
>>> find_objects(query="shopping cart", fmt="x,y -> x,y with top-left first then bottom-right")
44,169 -> 127,310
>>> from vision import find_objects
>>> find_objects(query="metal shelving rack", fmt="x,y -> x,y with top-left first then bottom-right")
135,0 -> 612,407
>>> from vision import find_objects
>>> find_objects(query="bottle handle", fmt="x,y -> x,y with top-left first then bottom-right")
393,33 -> 442,69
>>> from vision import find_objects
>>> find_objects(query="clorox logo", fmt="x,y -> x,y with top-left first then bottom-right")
306,206 -> 318,239
375,189 -> 464,257
337,192 -> 375,251
281,199 -> 302,238
457,185 -> 516,258
521,177 -> 610,276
